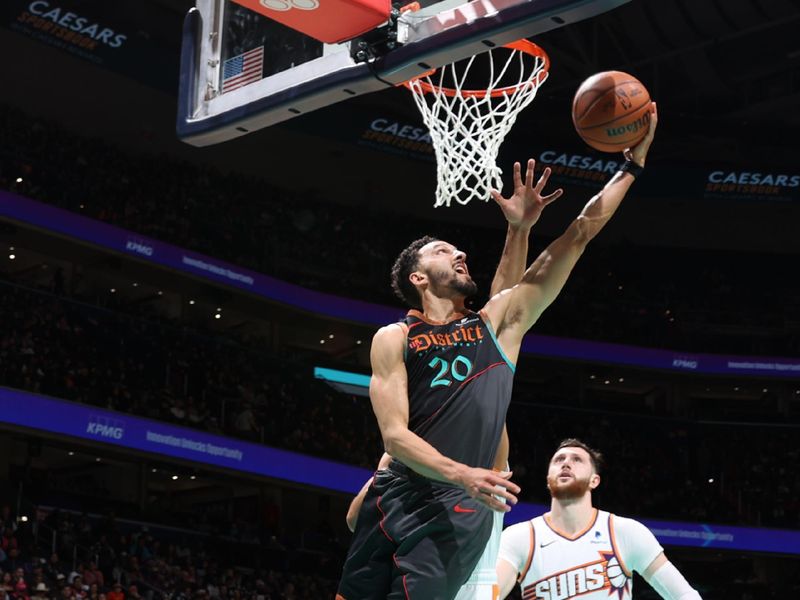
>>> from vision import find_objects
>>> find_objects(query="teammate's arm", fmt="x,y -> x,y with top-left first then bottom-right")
642,553 -> 703,599
487,104 -> 657,351
345,453 -> 392,532
369,325 -> 519,511
489,161 -> 564,296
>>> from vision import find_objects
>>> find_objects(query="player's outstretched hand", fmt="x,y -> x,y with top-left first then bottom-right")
490,159 -> 564,231
459,467 -> 520,512
626,102 -> 658,167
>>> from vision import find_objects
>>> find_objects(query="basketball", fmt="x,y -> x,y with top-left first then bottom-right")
572,71 -> 651,153
606,556 -> 628,589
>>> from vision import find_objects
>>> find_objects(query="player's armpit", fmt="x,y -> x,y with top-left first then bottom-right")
643,555 -> 702,600
494,228 -> 587,347
496,558 -> 519,600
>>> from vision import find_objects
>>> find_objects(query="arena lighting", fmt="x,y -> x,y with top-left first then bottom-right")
67,451 -> 74,456
189,299 -> 195,305
15,177 -> 22,183
216,307 -> 222,312
618,377 -> 624,382
172,475 -> 179,480
190,475 -> 196,480
132,282 -> 139,287
20,516 -> 28,522
157,291 -> 163,296
152,468 -> 157,473
329,334 -> 334,339
214,313 -> 221,319
762,388 -> 768,393
8,254 -> 15,260
356,340 -> 362,345
95,457 -> 101,462
708,478 -> 715,483
319,339 -> 325,344
8,246 -> 13,251
110,288 -> 116,293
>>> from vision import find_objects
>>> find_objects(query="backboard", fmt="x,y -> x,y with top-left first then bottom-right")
177,0 -> 633,146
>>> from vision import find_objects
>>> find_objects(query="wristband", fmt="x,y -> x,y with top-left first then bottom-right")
619,160 -> 644,178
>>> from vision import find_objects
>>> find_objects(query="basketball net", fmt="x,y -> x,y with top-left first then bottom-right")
405,41 -> 549,207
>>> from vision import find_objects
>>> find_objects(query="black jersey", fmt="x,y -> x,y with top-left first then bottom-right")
403,309 -> 515,470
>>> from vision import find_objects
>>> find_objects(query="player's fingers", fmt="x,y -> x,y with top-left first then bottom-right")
534,166 -> 551,193
490,487 -> 519,506
542,189 -> 563,205
476,494 -> 511,513
525,159 -> 535,189
486,474 -> 521,496
490,189 -> 504,205
512,162 -> 522,188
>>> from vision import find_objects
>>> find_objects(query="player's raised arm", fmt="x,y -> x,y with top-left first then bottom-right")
369,325 -> 519,511
486,103 -> 657,353
489,161 -> 564,296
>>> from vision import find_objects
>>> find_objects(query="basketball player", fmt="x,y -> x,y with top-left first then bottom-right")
497,438 -> 701,600
337,103 -> 658,600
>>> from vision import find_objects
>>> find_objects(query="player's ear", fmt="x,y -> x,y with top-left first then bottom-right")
409,271 -> 427,286
589,473 -> 601,490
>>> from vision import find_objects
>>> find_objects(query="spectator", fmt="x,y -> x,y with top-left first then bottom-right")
106,583 -> 123,600
82,563 -> 103,588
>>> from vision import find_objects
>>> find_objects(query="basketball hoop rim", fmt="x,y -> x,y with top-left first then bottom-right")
402,39 -> 550,98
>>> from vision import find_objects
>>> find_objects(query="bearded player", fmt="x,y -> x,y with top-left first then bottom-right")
496,438 -> 702,600
337,105 -> 658,600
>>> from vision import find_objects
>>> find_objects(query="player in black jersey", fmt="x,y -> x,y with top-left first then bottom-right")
337,104 -> 657,600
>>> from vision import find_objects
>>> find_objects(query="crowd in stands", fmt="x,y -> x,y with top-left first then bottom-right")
0,280 -> 797,530
0,502 -> 341,599
1,104 -> 799,357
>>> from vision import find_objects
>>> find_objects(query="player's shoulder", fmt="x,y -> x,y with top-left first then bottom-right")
373,322 -> 408,343
609,513 -> 653,537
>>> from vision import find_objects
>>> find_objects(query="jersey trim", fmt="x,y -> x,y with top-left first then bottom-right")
518,521 -> 535,583
397,321 -> 410,361
407,308 -> 469,325
609,514 -> 632,577
543,508 -> 599,541
478,310 -> 516,373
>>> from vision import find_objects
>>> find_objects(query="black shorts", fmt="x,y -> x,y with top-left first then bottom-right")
337,460 -> 493,600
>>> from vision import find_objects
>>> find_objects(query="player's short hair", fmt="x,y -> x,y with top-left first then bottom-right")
554,438 -> 604,474
391,236 -> 438,309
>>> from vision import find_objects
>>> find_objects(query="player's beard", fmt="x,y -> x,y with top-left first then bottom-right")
547,473 -> 592,501
429,269 -> 477,298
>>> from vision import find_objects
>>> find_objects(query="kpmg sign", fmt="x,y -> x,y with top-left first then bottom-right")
1,387 -> 798,555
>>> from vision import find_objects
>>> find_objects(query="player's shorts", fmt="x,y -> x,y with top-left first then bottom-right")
453,492 -> 504,600
337,460 -> 494,600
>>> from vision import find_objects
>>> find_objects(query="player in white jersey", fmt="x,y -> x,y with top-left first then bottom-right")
497,439 -> 702,600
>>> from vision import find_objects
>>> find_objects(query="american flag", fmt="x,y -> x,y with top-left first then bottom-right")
222,46 -> 264,94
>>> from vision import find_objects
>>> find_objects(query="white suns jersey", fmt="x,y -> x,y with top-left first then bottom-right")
498,510 -> 663,600
454,504 -> 505,600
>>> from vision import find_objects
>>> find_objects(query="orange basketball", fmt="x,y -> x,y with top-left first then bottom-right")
572,71 -> 651,153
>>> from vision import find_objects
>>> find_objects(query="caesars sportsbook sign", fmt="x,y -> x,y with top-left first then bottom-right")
2,0 -> 179,92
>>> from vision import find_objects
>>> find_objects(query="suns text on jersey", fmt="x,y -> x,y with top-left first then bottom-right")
523,558 -> 620,600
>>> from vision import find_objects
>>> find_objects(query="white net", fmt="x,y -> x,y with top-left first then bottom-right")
406,42 -> 549,207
